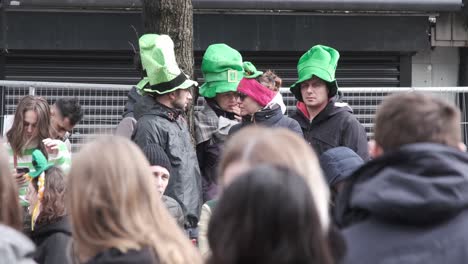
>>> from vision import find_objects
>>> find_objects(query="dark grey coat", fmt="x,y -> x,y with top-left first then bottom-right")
290,96 -> 369,160
133,95 -> 202,227
336,143 -> 468,264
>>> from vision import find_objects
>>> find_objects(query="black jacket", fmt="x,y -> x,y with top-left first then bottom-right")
122,86 -> 142,118
85,247 -> 157,264
336,143 -> 468,264
133,95 -> 202,227
289,97 -> 368,160
229,105 -> 302,136
30,217 -> 72,264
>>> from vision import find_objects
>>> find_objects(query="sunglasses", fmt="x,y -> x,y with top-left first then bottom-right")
238,92 -> 248,100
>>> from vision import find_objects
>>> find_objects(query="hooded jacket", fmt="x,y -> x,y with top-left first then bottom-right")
289,95 -> 368,160
30,217 -> 72,264
229,105 -> 302,136
84,247 -> 157,264
0,224 -> 36,264
133,95 -> 202,227
337,143 -> 468,264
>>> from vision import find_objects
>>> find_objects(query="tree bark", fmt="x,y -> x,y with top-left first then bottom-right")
142,0 -> 197,138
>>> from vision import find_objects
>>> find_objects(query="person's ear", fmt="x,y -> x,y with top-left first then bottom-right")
368,140 -> 384,158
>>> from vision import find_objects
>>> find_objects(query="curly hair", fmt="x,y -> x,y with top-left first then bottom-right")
32,166 -> 66,225
257,70 -> 282,92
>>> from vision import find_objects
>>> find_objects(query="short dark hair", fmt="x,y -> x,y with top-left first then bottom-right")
55,98 -> 83,126
207,165 -> 334,264
375,92 -> 461,151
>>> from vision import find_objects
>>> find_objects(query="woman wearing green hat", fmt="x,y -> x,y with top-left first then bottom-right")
25,150 -> 71,264
289,45 -> 369,160
195,43 -> 244,202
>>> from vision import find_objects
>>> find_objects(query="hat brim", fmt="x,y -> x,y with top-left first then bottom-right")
244,71 -> 263,79
290,68 -> 338,101
28,164 -> 54,178
143,78 -> 198,95
199,81 -> 239,98
136,78 -> 149,90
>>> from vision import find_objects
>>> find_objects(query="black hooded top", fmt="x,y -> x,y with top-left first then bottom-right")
30,217 -> 72,264
337,143 -> 468,264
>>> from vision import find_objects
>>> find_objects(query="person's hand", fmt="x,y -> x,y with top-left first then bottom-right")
43,138 -> 60,155
12,171 -> 27,186
232,105 -> 242,122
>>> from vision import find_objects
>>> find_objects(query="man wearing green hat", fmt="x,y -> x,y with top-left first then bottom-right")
289,45 -> 369,160
132,34 -> 202,228
195,43 -> 243,201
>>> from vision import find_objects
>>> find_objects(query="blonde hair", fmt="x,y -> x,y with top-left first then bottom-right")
219,127 -> 330,231
0,142 -> 22,230
68,136 -> 202,263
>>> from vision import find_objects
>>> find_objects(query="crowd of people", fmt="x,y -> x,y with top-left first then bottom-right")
1,32 -> 468,264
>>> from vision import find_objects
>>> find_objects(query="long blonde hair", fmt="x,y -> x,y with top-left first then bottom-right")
67,136 -> 202,263
219,127 -> 330,231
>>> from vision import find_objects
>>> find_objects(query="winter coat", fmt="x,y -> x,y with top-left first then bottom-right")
30,217 -> 72,264
0,224 -> 36,264
162,195 -> 185,228
229,105 -> 302,136
133,95 -> 202,227
84,247 -> 157,264
336,143 -> 468,264
195,100 -> 238,201
289,96 -> 369,160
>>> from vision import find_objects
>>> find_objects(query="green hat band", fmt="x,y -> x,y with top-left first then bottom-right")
204,69 -> 243,83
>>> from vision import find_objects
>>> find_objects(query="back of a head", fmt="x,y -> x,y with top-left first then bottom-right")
68,136 -> 201,263
375,92 -> 461,151
208,165 -> 333,264
0,143 -> 22,230
219,126 -> 330,231
34,166 -> 66,225
55,98 -> 84,126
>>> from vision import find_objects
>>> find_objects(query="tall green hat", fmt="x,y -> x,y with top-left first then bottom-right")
139,34 -> 198,95
243,61 -> 263,79
199,44 -> 244,98
29,150 -> 53,178
290,45 -> 340,101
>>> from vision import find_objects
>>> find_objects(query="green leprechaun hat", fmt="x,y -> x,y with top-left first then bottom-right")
243,61 -> 263,79
139,34 -> 197,94
290,45 -> 340,101
199,44 -> 244,98
28,150 -> 54,179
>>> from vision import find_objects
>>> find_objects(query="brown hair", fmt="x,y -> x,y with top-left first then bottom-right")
32,166 -> 66,225
6,96 -> 50,156
0,142 -> 22,230
375,92 -> 461,151
219,127 -> 330,231
68,136 -> 201,263
257,70 -> 282,92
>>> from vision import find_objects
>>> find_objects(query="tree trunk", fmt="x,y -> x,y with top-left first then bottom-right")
142,0 -> 197,138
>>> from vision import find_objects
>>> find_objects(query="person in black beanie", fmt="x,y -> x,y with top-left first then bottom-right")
143,144 -> 184,227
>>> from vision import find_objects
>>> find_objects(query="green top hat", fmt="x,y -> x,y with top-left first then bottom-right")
199,44 -> 244,98
290,45 -> 340,101
139,34 -> 197,95
243,61 -> 263,79
29,150 -> 54,178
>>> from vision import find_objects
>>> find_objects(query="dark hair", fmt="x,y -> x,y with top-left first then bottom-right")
7,95 -> 50,157
207,165 -> 334,264
55,98 -> 84,126
375,92 -> 461,151
32,166 -> 66,225
0,145 -> 22,230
